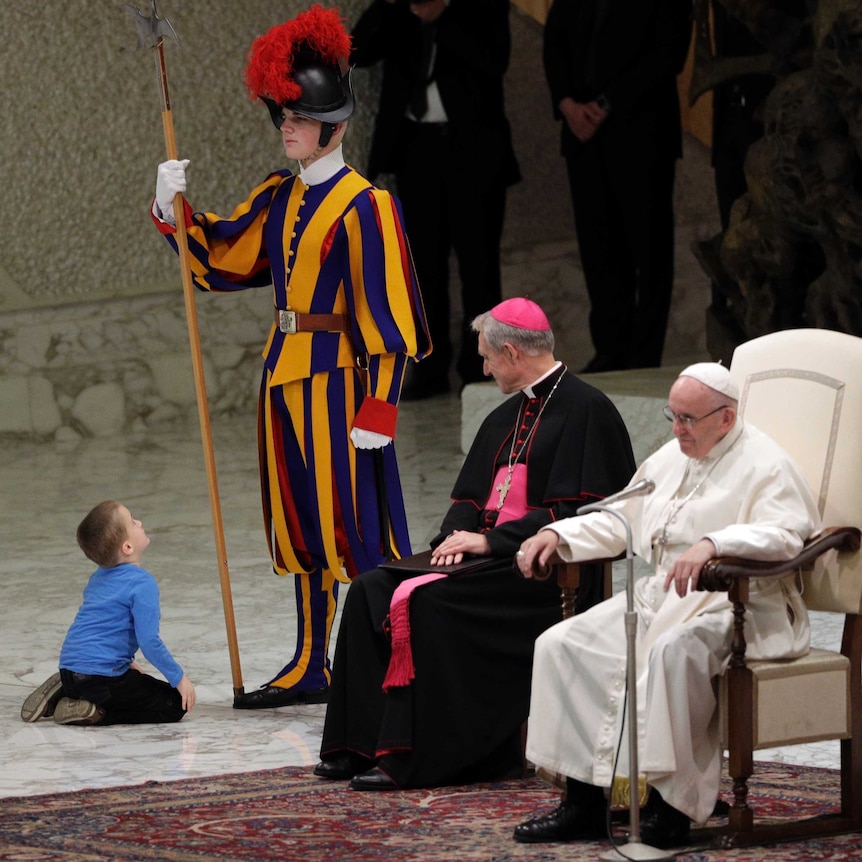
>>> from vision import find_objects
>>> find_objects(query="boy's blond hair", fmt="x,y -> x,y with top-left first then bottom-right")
76,500 -> 126,568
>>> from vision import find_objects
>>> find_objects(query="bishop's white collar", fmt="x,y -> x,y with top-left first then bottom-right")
522,361 -> 563,399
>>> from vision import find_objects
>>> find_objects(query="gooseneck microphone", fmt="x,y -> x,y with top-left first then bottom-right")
591,477 -> 655,507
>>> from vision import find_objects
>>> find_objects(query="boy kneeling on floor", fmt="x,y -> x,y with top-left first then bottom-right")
21,500 -> 196,726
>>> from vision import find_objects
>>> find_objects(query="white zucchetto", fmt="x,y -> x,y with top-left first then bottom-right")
678,362 -> 740,401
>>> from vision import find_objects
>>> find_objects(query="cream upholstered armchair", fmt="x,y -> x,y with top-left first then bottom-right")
550,329 -> 862,841
697,328 -> 862,847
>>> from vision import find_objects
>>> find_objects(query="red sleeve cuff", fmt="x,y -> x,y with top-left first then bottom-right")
353,397 -> 398,439
150,197 -> 195,235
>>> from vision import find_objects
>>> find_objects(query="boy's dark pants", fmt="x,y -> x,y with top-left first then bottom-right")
60,668 -> 185,724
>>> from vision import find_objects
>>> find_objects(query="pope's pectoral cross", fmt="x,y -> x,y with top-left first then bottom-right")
496,470 -> 513,509
655,531 -> 669,565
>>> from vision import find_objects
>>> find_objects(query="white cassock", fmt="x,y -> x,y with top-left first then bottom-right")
525,419 -> 821,823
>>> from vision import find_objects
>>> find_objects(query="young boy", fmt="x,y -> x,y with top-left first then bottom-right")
21,501 -> 196,726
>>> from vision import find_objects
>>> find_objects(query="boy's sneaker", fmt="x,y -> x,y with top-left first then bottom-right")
20,672 -> 64,723
53,697 -> 105,726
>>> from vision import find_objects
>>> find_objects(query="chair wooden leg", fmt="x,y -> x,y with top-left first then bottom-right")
727,593 -> 754,836
560,584 -> 576,619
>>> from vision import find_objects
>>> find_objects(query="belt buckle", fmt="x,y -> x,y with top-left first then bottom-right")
278,310 -> 297,334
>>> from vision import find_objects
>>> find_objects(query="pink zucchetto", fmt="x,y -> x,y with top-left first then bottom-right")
489,297 -> 551,331
678,362 -> 740,401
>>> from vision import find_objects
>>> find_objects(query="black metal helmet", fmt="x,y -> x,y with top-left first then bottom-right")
246,6 -> 354,146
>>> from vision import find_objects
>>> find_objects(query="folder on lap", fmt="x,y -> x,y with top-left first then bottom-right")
379,549 -> 500,576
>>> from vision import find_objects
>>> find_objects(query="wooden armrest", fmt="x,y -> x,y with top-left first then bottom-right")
523,551 -> 624,583
554,553 -> 625,586
512,551 -> 626,587
698,526 -> 861,592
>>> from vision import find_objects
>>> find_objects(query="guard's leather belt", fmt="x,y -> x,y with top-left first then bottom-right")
275,309 -> 349,334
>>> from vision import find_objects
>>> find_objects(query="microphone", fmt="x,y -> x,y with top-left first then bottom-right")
586,478 -> 655,508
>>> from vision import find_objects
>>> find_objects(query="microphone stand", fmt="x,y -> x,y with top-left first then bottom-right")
576,500 -> 673,862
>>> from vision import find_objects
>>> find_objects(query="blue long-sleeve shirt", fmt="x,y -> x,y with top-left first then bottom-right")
59,563 -> 184,687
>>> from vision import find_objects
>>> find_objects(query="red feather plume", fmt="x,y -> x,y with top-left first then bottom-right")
244,4 -> 352,104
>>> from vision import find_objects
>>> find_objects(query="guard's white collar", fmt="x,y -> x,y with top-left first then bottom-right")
299,145 -> 346,186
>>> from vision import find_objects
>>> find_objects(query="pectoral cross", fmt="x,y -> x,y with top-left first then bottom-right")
496,469 -> 513,510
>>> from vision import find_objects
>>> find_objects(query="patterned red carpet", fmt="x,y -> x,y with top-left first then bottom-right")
1,763 -> 861,860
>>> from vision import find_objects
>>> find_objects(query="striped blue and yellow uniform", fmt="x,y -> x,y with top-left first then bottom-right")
157,164 -> 430,690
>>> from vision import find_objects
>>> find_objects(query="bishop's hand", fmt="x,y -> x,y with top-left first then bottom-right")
430,530 -> 490,566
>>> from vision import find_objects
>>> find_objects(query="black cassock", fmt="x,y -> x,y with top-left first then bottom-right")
320,369 -> 636,787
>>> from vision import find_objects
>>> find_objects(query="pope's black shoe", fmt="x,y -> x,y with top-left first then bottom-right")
313,753 -> 375,780
348,766 -> 398,791
638,791 -> 691,849
513,801 -> 605,843
232,684 -> 328,709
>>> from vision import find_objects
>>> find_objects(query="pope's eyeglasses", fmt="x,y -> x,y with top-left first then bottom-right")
662,404 -> 729,429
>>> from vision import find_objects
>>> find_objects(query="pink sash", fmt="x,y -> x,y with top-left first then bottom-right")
382,465 -> 529,691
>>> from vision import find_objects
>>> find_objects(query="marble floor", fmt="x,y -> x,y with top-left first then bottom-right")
0,388 -> 844,800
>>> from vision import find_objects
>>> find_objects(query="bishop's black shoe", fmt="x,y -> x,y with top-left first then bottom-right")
348,767 -> 398,791
313,753 -> 375,780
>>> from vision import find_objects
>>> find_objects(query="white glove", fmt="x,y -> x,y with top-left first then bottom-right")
155,159 -> 190,224
350,428 -> 392,450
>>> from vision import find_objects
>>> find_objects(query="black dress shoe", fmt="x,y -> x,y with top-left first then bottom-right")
637,792 -> 691,849
232,685 -> 328,709
513,802 -> 605,844
712,797 -> 730,817
348,766 -> 398,791
313,753 -> 375,780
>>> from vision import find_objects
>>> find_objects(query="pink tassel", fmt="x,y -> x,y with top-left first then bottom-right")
382,573 -> 447,692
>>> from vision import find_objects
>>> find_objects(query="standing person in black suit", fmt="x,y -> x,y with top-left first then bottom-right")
351,0 -> 521,399
544,0 -> 692,372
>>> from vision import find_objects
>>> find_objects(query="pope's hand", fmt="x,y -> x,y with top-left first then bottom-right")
516,531 -> 560,579
663,538 -> 716,596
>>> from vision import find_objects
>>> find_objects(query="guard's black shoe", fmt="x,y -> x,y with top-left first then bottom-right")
232,685 -> 328,709
513,802 -> 605,843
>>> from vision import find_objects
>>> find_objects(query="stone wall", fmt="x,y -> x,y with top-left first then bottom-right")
0,4 -> 720,441
0,2 -> 586,440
